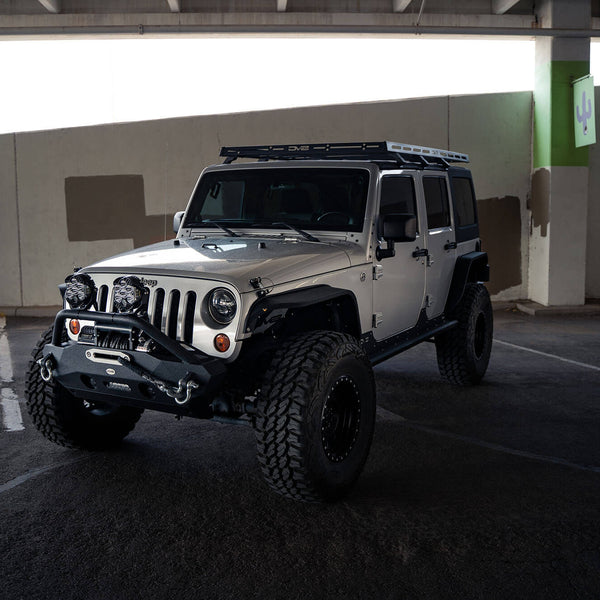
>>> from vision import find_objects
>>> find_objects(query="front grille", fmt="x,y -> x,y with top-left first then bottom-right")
98,285 -> 109,312
96,283 -> 198,345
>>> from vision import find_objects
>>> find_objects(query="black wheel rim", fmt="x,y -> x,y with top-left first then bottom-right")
473,312 -> 487,359
321,375 -> 361,462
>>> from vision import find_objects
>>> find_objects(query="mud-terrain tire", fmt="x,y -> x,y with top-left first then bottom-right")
254,331 -> 376,502
25,326 -> 143,450
435,283 -> 493,385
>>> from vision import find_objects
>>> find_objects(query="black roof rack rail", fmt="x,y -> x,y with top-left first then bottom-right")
220,141 -> 469,168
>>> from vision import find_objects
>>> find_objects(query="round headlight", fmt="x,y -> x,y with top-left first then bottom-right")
64,273 -> 96,309
113,276 -> 146,313
207,288 -> 237,325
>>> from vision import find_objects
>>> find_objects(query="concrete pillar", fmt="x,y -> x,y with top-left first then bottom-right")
529,0 -> 590,305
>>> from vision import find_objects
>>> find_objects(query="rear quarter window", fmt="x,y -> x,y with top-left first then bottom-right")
450,174 -> 479,242
452,177 -> 477,227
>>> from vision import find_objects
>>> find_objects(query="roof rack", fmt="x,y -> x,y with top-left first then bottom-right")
220,141 -> 469,168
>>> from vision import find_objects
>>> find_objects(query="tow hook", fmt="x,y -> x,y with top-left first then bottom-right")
38,355 -> 56,382
116,356 -> 199,405
163,375 -> 200,405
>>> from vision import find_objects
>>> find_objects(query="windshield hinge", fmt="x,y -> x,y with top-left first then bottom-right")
250,277 -> 272,298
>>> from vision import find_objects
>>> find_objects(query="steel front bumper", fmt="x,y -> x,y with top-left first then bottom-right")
41,309 -> 227,416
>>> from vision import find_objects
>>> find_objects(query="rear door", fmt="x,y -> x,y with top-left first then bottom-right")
422,173 -> 456,319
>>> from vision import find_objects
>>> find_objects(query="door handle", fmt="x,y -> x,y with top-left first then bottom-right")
444,241 -> 457,250
412,247 -> 429,258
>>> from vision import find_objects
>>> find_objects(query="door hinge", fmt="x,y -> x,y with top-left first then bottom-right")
372,313 -> 383,328
373,265 -> 384,280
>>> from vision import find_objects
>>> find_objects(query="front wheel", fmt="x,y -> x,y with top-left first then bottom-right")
254,331 -> 376,502
25,326 -> 143,450
435,283 -> 493,385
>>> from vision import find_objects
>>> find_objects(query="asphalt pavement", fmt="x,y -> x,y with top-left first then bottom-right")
1,310 -> 600,600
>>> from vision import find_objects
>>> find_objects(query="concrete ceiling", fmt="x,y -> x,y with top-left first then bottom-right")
0,0 -> 599,37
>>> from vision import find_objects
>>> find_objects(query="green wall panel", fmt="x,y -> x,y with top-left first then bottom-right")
534,60 -> 589,168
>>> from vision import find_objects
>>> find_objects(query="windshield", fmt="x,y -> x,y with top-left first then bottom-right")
183,168 -> 370,233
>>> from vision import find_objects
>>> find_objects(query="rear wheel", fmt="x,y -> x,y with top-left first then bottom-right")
25,326 -> 143,450
254,331 -> 376,502
435,283 -> 493,385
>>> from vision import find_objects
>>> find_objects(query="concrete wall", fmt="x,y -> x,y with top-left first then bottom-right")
450,92 -> 532,299
0,135 -> 21,307
1,91 -> 534,309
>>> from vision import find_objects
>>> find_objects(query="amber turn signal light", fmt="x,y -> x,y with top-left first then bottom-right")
69,319 -> 81,335
214,333 -> 230,353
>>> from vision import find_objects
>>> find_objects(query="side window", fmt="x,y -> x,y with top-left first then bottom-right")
452,177 -> 477,227
423,176 -> 450,229
380,176 -> 417,219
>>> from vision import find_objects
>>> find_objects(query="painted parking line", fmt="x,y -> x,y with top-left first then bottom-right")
403,421 -> 600,475
0,459 -> 84,495
0,315 -> 25,432
493,338 -> 600,372
0,316 -> 14,382
376,407 -> 600,476
376,406 -> 406,422
378,333 -> 600,474
1,388 -> 24,431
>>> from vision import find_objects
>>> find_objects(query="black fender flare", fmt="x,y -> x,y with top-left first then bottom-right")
244,285 -> 361,337
445,251 -> 490,314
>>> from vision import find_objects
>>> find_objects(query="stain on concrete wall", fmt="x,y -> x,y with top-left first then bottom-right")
477,196 -> 522,295
65,175 -> 173,248
530,168 -> 550,238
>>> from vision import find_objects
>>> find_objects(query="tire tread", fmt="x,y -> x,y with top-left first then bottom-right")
436,283 -> 493,386
255,331 -> 374,502
25,326 -> 142,450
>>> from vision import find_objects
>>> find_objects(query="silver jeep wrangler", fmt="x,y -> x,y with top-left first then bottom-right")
26,141 -> 492,502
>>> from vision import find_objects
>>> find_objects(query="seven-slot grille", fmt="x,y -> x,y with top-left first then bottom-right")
96,283 -> 197,345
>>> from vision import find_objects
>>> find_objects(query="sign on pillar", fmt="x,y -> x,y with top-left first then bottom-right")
573,75 -> 596,148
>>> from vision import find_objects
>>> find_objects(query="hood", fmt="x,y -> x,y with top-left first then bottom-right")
84,236 -> 352,293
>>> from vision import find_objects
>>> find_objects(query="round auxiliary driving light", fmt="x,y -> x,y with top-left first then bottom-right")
64,273 -> 96,310
112,276 -> 146,313
207,288 -> 237,325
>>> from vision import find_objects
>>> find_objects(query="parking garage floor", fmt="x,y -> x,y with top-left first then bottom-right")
1,310 -> 599,600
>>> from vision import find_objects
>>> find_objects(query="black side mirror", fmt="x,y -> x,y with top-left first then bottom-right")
377,214 -> 417,260
382,213 -> 417,242
173,211 -> 185,234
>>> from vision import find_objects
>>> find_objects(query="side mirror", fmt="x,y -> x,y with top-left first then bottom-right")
377,214 -> 417,261
382,213 -> 417,242
173,211 -> 185,234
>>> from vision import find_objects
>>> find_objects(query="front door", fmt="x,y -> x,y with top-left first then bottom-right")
372,173 -> 426,341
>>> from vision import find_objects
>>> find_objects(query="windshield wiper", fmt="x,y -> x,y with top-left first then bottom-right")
202,220 -> 240,237
272,222 -> 320,243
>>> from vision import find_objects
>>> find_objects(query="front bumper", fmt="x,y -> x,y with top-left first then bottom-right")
42,309 -> 227,416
